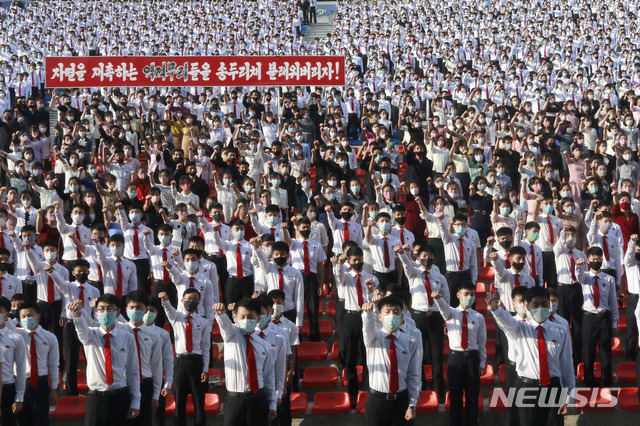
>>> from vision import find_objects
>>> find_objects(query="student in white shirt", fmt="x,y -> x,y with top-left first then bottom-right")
623,234 -> 640,362
365,212 -> 402,290
0,295 -> 26,426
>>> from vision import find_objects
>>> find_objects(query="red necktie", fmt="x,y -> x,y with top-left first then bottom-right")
0,231 -> 5,248
350,99 -> 354,111
461,310 -> 469,350
458,238 -> 464,270
537,326 -> 550,386
133,226 -> 140,257
98,264 -> 103,282
388,334 -> 399,393
79,285 -> 84,304
400,229 -> 405,245
189,276 -> 195,288
104,333 -> 113,386
547,217 -> 554,245
425,272 -> 433,306
236,244 -> 243,279
133,328 -> 142,380
514,273 -> 520,287
75,228 -> 82,258
270,228 -> 275,237
530,245 -> 537,282
303,241 -> 310,275
185,315 -> 193,353
602,235 -> 609,261
505,253 -> 511,269
0,277 -> 3,297
116,259 -> 123,298
233,103 -> 237,118
593,275 -> 600,308
218,229 -> 223,256
245,334 -> 259,394
383,237 -> 390,268
139,103 -> 143,117
30,332 -> 38,387
278,268 -> 284,291
549,314 -> 555,321
344,223 -> 350,242
569,251 -> 576,282
356,273 -> 363,308
47,275 -> 54,303
162,248 -> 170,284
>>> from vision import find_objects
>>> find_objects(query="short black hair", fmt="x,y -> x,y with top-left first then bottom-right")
458,281 -> 476,292
496,227 -> 513,237
377,295 -> 403,312
377,212 -> 391,221
265,204 -> 280,215
272,241 -> 289,254
158,223 -> 174,234
73,259 -> 90,270
109,233 -> 125,245
0,296 -> 10,312
125,290 -> 150,307
524,221 -> 540,232
19,300 -> 41,315
511,286 -> 529,300
182,248 -> 200,259
256,294 -> 274,311
346,246 -> 364,258
524,286 -> 550,303
96,294 -> 121,309
586,246 -> 603,257
182,288 -> 201,299
509,246 -> 526,257
235,297 -> 261,315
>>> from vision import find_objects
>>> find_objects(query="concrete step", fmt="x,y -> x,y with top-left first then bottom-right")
303,23 -> 335,41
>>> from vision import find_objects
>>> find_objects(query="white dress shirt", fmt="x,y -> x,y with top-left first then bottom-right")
437,220 -> 478,282
290,238 -> 326,274
116,209 -> 152,260
492,307 -> 575,402
25,249 -> 66,303
0,272 -> 22,300
553,232 -> 586,285
586,221 -> 622,278
142,235 -> 174,282
399,252 -> 449,312
535,214 -> 562,252
368,233 -> 401,273
362,311 -> 420,405
434,298 -> 487,368
95,244 -> 138,297
516,236 -> 544,286
213,236 -> 255,278
215,314 -> 276,410
0,326 -> 26,402
161,300 -> 210,371
390,226 -> 415,248
150,324 -> 174,390
74,316 -> 140,410
576,266 -> 619,327
327,213 -> 364,253
251,215 -> 285,242
271,315 -> 300,347
623,240 -> 640,295
199,218 -> 231,255
492,259 -> 535,312
125,322 -> 163,400
12,239 -> 42,281
49,270 -> 99,319
256,323 -> 289,399
10,324 -> 59,388
168,267 -> 216,323
335,265 -> 378,311
55,208 -> 91,261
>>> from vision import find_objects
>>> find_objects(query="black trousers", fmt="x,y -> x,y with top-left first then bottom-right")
63,320 -> 82,396
516,377 -> 563,426
341,311 -> 368,400
174,355 -> 206,426
495,321 -> 510,367
21,279 -> 36,304
224,389 -> 269,426
302,272 -> 320,341
445,270 -> 472,308
132,258 -> 151,296
225,275 -> 255,305
20,377 -> 50,426
152,279 -> 178,309
207,255 -> 228,304
365,389 -> 412,426
335,298 -> 345,369
85,387 -> 130,426
626,293 -> 639,361
1,383 -> 17,426
347,113 -> 359,139
132,378 -> 154,426
447,352 -> 480,426
309,6 -> 317,23
541,252 -> 557,288
36,299 -> 64,371
274,384 -> 292,426
374,270 -> 398,293
152,392 -> 166,426
412,310 -> 444,397
583,312 -> 613,387
505,362 -> 519,426
556,284 -> 583,367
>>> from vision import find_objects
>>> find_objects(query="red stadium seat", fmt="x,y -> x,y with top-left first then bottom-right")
211,322 -> 221,340
577,362 -> 602,382
617,387 -> 639,410
211,344 -> 219,361
475,299 -> 487,314
612,337 -> 623,356
444,345 -> 450,358
488,389 -> 509,412
475,282 -> 486,298
302,320 -> 333,337
486,340 -> 496,358
416,391 -> 439,413
485,317 -> 495,334
164,394 -> 220,416
290,392 -> 308,415
617,362 -> 638,383
165,396 -> 176,416
479,267 -> 494,280
356,169 -> 366,179
573,388 -> 615,411
498,364 -> 506,384
326,300 -> 336,316
424,365 -> 433,383
76,370 -> 89,391
320,284 -> 330,298
78,349 -> 86,365
341,366 -> 364,386
302,367 -> 339,387
330,342 -> 339,360
445,391 -> 484,411
311,392 -> 351,414
51,396 -> 87,419
355,391 -> 367,413
304,303 -> 324,316
619,315 -> 627,332
480,364 -> 495,385
297,342 -> 329,361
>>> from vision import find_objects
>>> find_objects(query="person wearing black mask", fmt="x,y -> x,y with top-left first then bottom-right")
333,246 -> 378,407
326,202 -> 364,256
576,247 -> 618,388
401,138 -> 433,197
0,247 -> 19,298
47,259 -> 100,396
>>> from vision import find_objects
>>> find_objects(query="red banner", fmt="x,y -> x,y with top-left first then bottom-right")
44,55 -> 345,88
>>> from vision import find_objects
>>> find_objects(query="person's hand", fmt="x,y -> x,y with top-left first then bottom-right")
171,248 -> 180,257
160,261 -> 171,270
576,257 -> 586,266
22,240 -> 30,248
151,399 -> 159,412
49,389 -> 58,405
486,291 -> 501,311
558,404 -> 568,415
632,234 -> 639,242
393,245 -> 404,254
213,303 -> 226,316
365,278 -> 375,293
201,372 -> 208,383
338,253 -> 347,264
227,303 -> 236,312
479,367 -> 486,376
59,317 -> 67,327
487,236 -> 495,246
324,205 -> 332,212
158,292 -> 169,303
362,302 -> 374,313
53,201 -> 61,210
435,211 -> 444,220
517,221 -> 524,229
268,410 -> 277,420
250,236 -> 261,249
44,264 -> 54,274
127,409 -> 140,420
196,210 -> 203,218
489,252 -> 498,261
161,388 -> 173,397
249,208 -> 257,216
142,228 -> 151,236
405,407 -> 416,421
68,299 -> 84,317
7,230 -> 14,238
12,401 -> 22,413
431,291 -> 441,300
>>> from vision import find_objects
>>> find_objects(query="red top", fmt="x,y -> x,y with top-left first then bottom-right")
612,205 -> 640,246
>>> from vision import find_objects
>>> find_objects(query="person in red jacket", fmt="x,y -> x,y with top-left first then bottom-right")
612,187 -> 640,246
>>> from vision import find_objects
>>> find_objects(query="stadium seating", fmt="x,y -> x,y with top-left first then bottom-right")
311,392 -> 351,414
50,396 -> 87,419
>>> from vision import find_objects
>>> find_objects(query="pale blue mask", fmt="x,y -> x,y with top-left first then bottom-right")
257,314 -> 271,329
267,216 -> 279,227
127,309 -> 144,323
460,295 -> 475,308
528,307 -> 550,323
159,235 -> 172,246
21,317 -> 37,330
379,222 -> 391,232
543,205 -> 554,215
454,226 -> 466,236
143,311 -> 157,325
233,231 -> 245,241
382,314 -> 402,332
97,311 -> 116,328
237,319 -> 257,334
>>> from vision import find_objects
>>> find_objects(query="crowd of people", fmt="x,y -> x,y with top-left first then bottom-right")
0,0 -> 637,425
